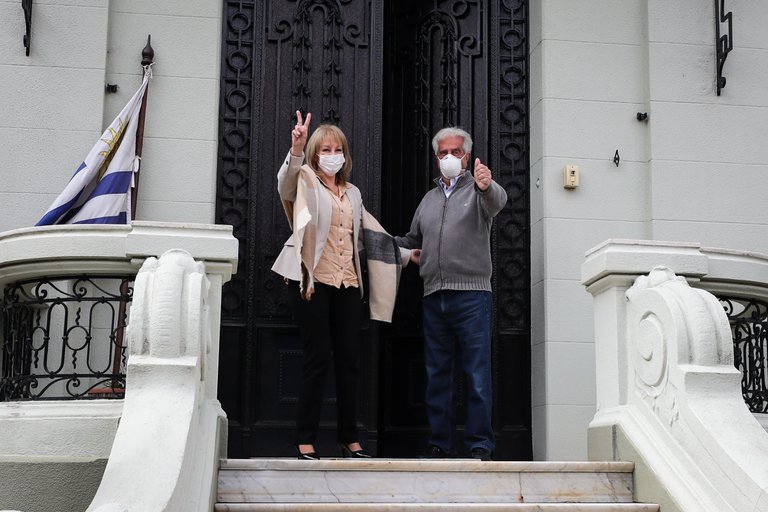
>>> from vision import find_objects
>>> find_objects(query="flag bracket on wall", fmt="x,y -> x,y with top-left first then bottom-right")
714,0 -> 733,96
21,0 -> 32,56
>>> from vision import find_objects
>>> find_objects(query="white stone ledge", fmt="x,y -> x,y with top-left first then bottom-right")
220,459 -> 635,473
583,240 -> 768,302
0,454 -> 107,463
0,221 -> 238,283
700,246 -> 768,287
0,401 -> 122,458
0,399 -> 123,419
582,239 -> 707,288
128,221 -> 238,273
214,505 -> 659,511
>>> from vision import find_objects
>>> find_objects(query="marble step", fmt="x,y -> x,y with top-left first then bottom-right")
217,459 -> 638,505
214,503 -> 660,511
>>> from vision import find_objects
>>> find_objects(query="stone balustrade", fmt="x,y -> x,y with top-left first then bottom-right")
0,221 -> 238,512
582,239 -> 768,512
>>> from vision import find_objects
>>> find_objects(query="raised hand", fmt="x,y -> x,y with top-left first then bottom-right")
474,158 -> 492,191
291,110 -> 312,156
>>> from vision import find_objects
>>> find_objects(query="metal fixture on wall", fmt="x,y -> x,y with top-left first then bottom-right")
613,149 -> 620,167
714,0 -> 732,95
22,0 -> 32,56
141,34 -> 154,67
636,112 -> 648,121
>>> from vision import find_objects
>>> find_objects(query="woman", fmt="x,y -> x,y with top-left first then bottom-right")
271,111 -> 403,459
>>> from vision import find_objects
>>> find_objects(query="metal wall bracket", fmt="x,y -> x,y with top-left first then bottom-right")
22,0 -> 32,56
141,35 -> 154,66
714,0 -> 733,95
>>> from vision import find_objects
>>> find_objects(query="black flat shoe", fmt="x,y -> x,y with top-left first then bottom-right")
340,443 -> 372,458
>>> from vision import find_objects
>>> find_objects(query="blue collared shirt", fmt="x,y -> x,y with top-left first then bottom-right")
438,173 -> 463,198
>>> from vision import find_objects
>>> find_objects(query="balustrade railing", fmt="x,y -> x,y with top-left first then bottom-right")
0,275 -> 133,401
583,241 -> 768,511
719,296 -> 768,414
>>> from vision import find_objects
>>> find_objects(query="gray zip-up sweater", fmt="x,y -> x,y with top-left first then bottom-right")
395,172 -> 507,297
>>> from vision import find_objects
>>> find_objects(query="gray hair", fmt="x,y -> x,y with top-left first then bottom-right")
431,127 -> 473,154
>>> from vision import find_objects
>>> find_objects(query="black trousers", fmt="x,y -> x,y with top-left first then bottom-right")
293,281 -> 362,445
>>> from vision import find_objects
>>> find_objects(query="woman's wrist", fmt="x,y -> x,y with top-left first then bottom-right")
290,147 -> 304,157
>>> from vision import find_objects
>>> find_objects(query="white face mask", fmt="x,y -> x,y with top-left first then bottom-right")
318,153 -> 345,176
438,154 -> 464,179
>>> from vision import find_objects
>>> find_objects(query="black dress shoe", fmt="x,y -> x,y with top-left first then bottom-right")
423,445 -> 449,458
470,447 -> 492,461
296,445 -> 320,460
340,443 -> 372,458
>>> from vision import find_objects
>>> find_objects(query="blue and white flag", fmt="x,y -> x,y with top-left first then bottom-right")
36,66 -> 152,225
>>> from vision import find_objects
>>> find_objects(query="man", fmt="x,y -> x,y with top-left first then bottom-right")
396,127 -> 507,461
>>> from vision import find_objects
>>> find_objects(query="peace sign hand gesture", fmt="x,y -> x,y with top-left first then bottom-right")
291,110 -> 312,157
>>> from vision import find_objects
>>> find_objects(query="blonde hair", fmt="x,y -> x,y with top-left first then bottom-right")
305,124 -> 353,185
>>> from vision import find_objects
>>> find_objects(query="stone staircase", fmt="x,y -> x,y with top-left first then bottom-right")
215,458 -> 659,511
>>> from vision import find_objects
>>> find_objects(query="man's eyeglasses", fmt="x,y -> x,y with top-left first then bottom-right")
436,149 -> 467,158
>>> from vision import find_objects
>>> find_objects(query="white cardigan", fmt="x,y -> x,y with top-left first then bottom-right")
270,150 -> 411,322
270,150 -> 366,296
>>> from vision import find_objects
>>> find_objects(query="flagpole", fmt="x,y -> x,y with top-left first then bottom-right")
108,36 -> 153,392
130,34 -> 154,220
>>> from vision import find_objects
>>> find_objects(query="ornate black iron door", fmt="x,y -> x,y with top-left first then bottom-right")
216,0 -> 383,457
216,0 -> 530,460
379,0 -> 531,459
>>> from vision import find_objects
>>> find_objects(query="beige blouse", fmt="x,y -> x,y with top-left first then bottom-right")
313,182 -> 359,288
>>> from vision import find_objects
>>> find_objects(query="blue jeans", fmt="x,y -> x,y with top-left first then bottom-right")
423,290 -> 495,453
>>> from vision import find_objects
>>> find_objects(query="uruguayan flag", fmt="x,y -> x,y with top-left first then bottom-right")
36,67 -> 152,225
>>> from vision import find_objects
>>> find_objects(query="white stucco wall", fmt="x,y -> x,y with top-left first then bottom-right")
0,0 -> 109,231
104,0 -> 221,224
533,0 -> 768,461
647,0 -> 768,250
0,0 -> 221,229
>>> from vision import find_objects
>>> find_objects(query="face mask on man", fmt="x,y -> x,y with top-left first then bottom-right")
318,153 -> 345,176
438,154 -> 464,179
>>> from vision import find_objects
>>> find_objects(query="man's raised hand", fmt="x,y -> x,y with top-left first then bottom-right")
474,158 -> 492,191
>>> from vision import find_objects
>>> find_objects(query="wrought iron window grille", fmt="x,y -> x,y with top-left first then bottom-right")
0,275 -> 133,401
720,296 -> 768,413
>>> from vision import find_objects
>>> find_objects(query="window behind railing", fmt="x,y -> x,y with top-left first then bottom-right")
0,276 -> 133,401
720,296 -> 768,413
